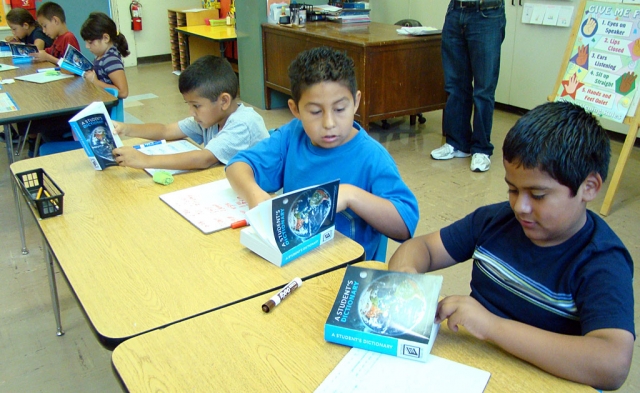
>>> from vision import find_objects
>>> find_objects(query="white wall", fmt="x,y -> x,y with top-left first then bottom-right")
111,0 -> 202,67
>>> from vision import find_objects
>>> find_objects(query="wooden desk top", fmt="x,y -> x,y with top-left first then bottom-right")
10,145 -> 364,343
0,58 -> 116,124
112,262 -> 592,392
262,21 -> 441,47
176,25 -> 237,41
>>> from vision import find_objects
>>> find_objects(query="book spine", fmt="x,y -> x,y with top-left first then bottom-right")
339,11 -> 370,16
342,3 -> 366,8
69,121 -> 102,170
325,324 -> 433,362
281,226 -> 334,266
325,324 -> 399,357
58,59 -> 85,77
12,57 -> 33,64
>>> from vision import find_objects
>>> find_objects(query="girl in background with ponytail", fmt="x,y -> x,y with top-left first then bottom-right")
80,12 -> 130,98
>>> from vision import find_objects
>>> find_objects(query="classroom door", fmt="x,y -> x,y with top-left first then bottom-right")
37,0 -> 111,59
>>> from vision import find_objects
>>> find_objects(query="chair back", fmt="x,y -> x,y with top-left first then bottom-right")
395,19 -> 422,27
39,141 -> 82,156
372,235 -> 389,262
104,87 -> 125,122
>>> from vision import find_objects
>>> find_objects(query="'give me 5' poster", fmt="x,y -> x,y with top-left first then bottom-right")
555,1 -> 640,122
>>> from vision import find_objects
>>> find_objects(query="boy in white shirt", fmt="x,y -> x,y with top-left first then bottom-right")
113,55 -> 268,170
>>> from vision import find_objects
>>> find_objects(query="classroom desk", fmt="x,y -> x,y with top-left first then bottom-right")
112,262 -> 593,392
10,146 -> 364,346
175,25 -> 238,72
262,22 -> 447,130
1,57 -> 117,256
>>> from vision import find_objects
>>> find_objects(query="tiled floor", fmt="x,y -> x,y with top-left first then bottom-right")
1,61 -> 638,392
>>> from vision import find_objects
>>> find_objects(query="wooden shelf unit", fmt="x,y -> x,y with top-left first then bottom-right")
168,8 -> 220,72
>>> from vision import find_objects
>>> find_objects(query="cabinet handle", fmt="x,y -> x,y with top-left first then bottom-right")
512,0 -> 514,5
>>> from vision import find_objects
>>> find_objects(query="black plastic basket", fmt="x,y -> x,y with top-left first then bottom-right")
14,168 -> 64,219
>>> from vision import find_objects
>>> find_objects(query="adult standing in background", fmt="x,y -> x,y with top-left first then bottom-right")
430,0 -> 506,172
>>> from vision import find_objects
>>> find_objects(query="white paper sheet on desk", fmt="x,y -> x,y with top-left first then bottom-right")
315,348 -> 490,393
396,26 -> 441,36
136,139 -> 201,176
159,178 -> 249,234
15,72 -> 74,84
0,63 -> 18,71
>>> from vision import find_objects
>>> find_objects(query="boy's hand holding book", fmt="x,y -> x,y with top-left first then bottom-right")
435,295 -> 497,341
112,121 -> 127,136
113,146 -> 149,169
29,50 -> 49,62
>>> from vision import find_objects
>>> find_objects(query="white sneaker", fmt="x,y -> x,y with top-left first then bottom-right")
430,143 -> 471,160
470,153 -> 491,172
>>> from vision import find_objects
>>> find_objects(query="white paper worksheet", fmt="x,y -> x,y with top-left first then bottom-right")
315,348 -> 491,393
159,178 -> 249,234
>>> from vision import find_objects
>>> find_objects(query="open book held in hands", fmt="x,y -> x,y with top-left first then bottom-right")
325,265 -> 443,362
57,45 -> 93,76
10,43 -> 38,63
240,179 -> 340,267
69,101 -> 123,170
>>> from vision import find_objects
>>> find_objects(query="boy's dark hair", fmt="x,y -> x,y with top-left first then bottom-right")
287,46 -> 357,105
81,12 -> 130,58
7,8 -> 38,27
178,55 -> 238,101
503,101 -> 610,196
37,2 -> 66,23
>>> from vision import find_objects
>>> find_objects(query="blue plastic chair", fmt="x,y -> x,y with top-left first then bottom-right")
39,141 -> 83,156
104,87 -> 125,122
372,235 -> 388,262
39,88 -> 123,156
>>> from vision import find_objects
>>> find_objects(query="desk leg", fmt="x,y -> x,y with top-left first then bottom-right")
44,239 -> 64,336
4,124 -> 29,255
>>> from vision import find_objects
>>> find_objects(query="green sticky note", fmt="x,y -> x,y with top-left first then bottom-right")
153,170 -> 174,185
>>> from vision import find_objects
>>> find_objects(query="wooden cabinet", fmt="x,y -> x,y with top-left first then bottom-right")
168,8 -> 220,72
262,22 -> 447,130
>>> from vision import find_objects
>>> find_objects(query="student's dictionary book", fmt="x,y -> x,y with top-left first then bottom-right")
240,179 -> 339,267
9,43 -> 37,63
57,44 -> 93,76
325,265 -> 443,362
68,101 -> 123,170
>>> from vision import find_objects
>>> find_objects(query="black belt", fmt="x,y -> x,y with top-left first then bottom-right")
454,0 -> 501,10
455,0 -> 479,8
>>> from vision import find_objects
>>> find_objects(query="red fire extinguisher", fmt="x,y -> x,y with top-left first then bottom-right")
130,0 -> 142,31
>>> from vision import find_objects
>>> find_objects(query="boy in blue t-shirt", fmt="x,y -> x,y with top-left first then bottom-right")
389,102 -> 634,390
226,47 -> 419,261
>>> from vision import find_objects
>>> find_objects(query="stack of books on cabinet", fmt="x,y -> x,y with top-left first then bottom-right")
326,4 -> 370,24
168,8 -> 220,73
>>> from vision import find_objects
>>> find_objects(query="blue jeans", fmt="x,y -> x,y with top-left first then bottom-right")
441,2 -> 506,156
